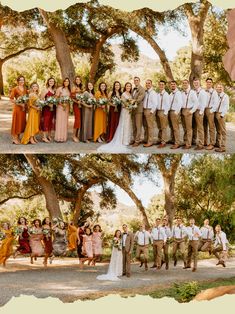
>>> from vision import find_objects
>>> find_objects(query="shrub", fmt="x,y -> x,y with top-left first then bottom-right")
173,281 -> 201,302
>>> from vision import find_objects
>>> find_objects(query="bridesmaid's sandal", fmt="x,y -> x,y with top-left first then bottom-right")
30,257 -> 34,264
85,140 -> 90,144
97,137 -> 103,143
29,140 -> 37,145
72,136 -> 79,143
12,139 -> 20,145
42,137 -> 50,143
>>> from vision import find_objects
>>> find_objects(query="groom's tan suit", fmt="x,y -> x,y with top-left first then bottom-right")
132,85 -> 145,144
122,231 -> 134,277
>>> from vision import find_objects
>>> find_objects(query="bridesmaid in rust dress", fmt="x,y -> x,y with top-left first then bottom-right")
71,76 -> 83,142
10,76 -> 28,144
42,217 -> 53,267
40,77 -> 57,143
107,81 -> 122,142
14,217 -> 31,258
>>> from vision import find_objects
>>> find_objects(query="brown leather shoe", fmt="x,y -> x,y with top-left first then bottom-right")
170,144 -> 180,149
182,145 -> 191,149
194,145 -> 204,150
157,143 -> 166,148
143,143 -> 153,148
166,140 -> 174,144
192,268 -> 196,272
206,144 -> 214,150
215,147 -> 226,152
132,142 -> 140,147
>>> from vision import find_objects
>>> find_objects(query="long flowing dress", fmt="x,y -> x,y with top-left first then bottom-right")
40,90 -> 56,132
0,229 -> 14,265
67,224 -> 77,251
82,234 -> 93,258
106,96 -> 121,142
71,87 -> 81,130
29,228 -> 44,256
21,94 -> 40,144
96,238 -> 123,281
92,232 -> 103,256
54,87 -> 71,142
10,86 -> 27,137
52,228 -> 67,256
97,92 -> 133,153
77,227 -> 85,258
42,227 -> 53,256
16,226 -> 31,254
93,91 -> 107,142
80,91 -> 94,142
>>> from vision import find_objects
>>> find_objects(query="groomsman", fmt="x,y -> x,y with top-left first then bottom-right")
168,80 -> 183,149
161,218 -> 172,270
151,218 -> 167,269
172,217 -> 188,267
214,83 -> 229,152
131,77 -> 145,147
213,224 -> 229,267
134,223 -> 152,270
142,80 -> 158,147
156,81 -> 170,148
184,218 -> 201,272
198,219 -> 214,255
181,79 -> 198,149
204,78 -> 219,150
122,224 -> 134,277
192,78 -> 207,150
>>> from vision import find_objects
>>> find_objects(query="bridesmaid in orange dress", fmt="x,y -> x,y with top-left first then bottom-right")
54,78 -> 71,142
94,82 -> 108,143
0,222 -> 14,267
21,83 -> 41,145
71,76 -> 83,142
10,76 -> 28,144
67,222 -> 78,253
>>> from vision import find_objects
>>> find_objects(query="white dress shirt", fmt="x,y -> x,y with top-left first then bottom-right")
135,230 -> 152,245
205,88 -> 219,112
216,92 -> 229,117
172,225 -> 188,239
143,88 -> 158,113
195,88 -> 208,114
169,89 -> 183,114
181,88 -> 198,113
162,226 -> 172,239
122,233 -> 127,247
214,231 -> 229,251
157,90 -> 170,115
200,226 -> 214,240
187,225 -> 201,240
151,226 -> 167,242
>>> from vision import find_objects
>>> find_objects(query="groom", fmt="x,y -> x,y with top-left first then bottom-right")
122,224 -> 134,277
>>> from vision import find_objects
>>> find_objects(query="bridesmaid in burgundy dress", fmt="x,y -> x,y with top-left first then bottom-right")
14,217 -> 31,257
42,217 -> 53,267
71,76 -> 83,142
40,77 -> 57,143
107,81 -> 122,142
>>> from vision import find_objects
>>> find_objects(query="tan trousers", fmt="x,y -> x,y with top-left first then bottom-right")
204,108 -> 215,145
143,109 -> 155,144
168,110 -> 180,145
156,110 -> 168,143
213,245 -> 227,262
172,240 -> 186,263
215,112 -> 226,148
181,108 -> 193,146
153,240 -> 164,267
192,110 -> 204,146
122,248 -> 131,276
186,240 -> 199,269
136,245 -> 149,261
132,112 -> 143,144
163,242 -> 169,264
198,240 -> 212,252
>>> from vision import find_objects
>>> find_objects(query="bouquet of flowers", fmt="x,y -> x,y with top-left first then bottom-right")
122,99 -> 138,114
28,227 -> 41,235
96,98 -> 109,112
82,95 -> 97,107
59,96 -> 74,113
0,231 -> 6,241
15,95 -> 29,111
46,96 -> 58,111
42,228 -> 51,240
113,237 -> 122,251
34,99 -> 47,111
111,96 -> 122,112
13,226 -> 24,237
75,94 -> 84,108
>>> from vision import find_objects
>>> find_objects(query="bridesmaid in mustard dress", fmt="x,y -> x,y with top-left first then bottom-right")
0,222 -> 14,267
55,78 -> 71,142
21,83 -> 41,145
67,222 -> 78,253
29,219 -> 44,264
94,82 -> 108,143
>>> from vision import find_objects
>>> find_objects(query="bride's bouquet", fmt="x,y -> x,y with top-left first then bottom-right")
122,98 -> 138,114
111,96 -> 122,112
113,237 -> 122,251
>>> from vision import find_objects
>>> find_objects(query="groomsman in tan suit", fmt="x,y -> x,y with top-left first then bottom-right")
192,78 -> 207,150
161,218 -> 172,270
214,83 -> 229,152
213,225 -> 229,267
198,219 -> 214,255
122,224 -> 134,277
204,78 -> 219,150
143,80 -> 158,147
181,79 -> 198,149
131,77 -> 146,147
156,81 -> 170,148
134,223 -> 152,271
151,218 -> 167,269
168,80 -> 183,149
172,217 -> 188,267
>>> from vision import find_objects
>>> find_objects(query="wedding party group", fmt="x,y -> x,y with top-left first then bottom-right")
0,216 -> 229,281
9,75 -> 229,152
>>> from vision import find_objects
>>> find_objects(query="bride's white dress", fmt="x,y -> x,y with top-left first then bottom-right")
96,246 -> 123,281
97,92 -> 133,153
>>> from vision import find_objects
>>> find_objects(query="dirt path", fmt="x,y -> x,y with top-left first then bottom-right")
1,99 -> 235,153
0,257 -> 234,306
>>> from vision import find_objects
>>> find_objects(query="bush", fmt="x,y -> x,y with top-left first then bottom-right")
173,281 -> 201,302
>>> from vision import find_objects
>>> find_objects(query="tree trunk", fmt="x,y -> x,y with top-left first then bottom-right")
0,60 -> 4,96
89,40 -> 104,84
163,176 -> 175,227
24,154 -> 62,219
39,9 -> 75,83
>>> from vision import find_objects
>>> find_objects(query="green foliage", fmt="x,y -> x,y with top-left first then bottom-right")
173,281 -> 201,302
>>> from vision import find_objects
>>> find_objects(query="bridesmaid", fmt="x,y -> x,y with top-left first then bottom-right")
94,82 -> 108,143
21,83 -> 41,145
10,76 -> 28,144
42,217 -> 53,267
52,221 -> 68,258
40,77 -> 57,143
80,82 -> 95,143
67,222 -> 78,253
91,224 -> 103,265
54,78 -> 71,143
71,76 -> 83,142
29,219 -> 44,264
107,81 -> 122,142
0,222 -> 14,267
14,217 -> 31,258
79,227 -> 93,267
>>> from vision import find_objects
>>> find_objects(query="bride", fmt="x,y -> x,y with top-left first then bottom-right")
97,82 -> 133,153
97,230 -> 123,281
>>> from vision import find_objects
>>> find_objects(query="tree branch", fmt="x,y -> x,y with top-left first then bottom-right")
0,193 -> 39,205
